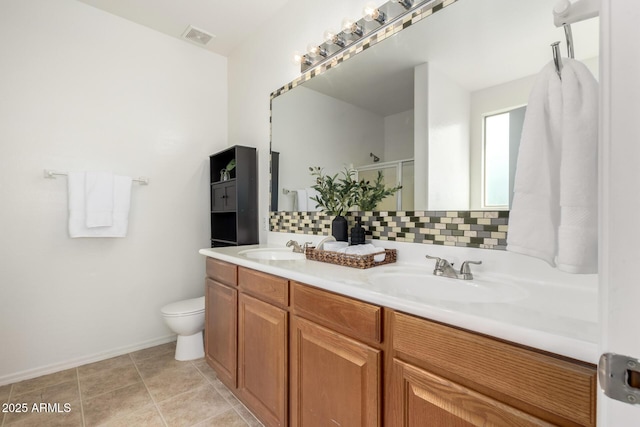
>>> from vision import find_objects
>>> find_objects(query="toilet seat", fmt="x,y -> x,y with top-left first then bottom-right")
161,296 -> 204,317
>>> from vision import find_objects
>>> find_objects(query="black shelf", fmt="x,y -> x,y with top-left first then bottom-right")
209,146 -> 258,247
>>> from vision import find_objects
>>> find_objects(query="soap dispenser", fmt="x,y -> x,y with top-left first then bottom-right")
350,216 -> 365,245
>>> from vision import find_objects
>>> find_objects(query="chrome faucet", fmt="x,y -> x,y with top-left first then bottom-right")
425,255 -> 482,280
286,240 -> 312,253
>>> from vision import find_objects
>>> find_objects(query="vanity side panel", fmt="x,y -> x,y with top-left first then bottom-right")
392,311 -> 596,427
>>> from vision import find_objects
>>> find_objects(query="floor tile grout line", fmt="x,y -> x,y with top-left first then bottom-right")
130,353 -> 169,427
190,361 -> 262,427
193,407 -> 251,427
235,402 -> 264,427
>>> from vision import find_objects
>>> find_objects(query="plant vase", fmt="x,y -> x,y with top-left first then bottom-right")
331,215 -> 348,242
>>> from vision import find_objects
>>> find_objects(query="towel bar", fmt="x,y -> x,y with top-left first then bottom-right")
43,169 -> 149,185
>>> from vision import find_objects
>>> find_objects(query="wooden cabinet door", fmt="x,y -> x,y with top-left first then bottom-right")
238,293 -> 288,427
389,359 -> 554,427
205,278 -> 237,388
290,316 -> 381,427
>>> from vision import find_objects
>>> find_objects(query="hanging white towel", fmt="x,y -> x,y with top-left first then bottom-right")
295,189 -> 308,211
68,172 -> 132,238
556,59 -> 598,273
85,171 -> 114,227
507,61 -> 564,267
508,59 -> 598,274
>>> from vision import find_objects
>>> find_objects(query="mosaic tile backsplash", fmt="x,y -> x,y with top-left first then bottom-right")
270,211 -> 509,250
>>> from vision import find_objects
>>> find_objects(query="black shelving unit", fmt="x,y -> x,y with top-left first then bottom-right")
209,145 -> 258,247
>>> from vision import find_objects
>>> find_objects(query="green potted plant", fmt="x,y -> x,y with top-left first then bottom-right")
220,159 -> 236,181
309,166 -> 402,242
309,166 -> 358,241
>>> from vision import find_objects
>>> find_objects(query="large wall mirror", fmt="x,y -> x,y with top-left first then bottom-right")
270,0 -> 598,213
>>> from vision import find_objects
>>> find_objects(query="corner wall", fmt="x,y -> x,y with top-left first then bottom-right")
0,0 -> 228,383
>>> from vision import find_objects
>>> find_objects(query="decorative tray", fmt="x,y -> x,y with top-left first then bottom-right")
304,247 -> 397,269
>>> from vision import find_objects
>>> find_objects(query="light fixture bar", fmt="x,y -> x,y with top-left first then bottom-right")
297,0 -> 439,73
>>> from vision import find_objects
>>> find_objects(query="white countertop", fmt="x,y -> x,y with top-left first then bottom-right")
199,243 -> 599,364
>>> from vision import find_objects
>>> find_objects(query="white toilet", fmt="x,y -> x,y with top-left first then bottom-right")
160,296 -> 206,361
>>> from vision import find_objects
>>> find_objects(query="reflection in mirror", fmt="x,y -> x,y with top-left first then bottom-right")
271,0 -> 599,213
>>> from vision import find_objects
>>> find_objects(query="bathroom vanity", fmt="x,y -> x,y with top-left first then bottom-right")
200,246 -> 597,427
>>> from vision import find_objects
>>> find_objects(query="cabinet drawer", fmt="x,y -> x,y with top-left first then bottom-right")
238,267 -> 289,307
392,311 -> 596,427
206,258 -> 237,286
291,281 -> 382,344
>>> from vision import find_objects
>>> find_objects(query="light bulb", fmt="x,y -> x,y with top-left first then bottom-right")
324,30 -> 345,47
292,51 -> 311,66
306,43 -> 327,58
342,17 -> 363,36
363,3 -> 385,24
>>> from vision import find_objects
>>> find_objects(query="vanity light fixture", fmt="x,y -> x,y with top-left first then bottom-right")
294,0 -> 438,73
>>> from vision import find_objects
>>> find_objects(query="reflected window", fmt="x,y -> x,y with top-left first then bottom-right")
483,106 -> 526,209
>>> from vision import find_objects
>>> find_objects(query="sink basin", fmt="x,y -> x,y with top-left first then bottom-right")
367,271 -> 527,304
238,248 -> 306,261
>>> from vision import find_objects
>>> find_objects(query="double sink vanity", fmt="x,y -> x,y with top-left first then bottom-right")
199,242 -> 598,427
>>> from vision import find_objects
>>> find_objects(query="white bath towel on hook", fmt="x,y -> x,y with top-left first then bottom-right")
507,61 -> 563,267
556,59 -> 598,273
508,59 -> 598,273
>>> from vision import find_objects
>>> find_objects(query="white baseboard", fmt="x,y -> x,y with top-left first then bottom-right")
0,335 -> 177,386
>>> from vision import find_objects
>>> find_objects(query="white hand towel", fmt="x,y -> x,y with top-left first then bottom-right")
295,189 -> 308,211
507,61 -> 563,266
306,188 -> 320,212
68,174 -> 132,238
85,171 -> 114,227
556,59 -> 598,273
68,172 -> 87,235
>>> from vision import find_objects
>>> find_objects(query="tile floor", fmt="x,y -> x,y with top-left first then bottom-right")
0,342 -> 264,427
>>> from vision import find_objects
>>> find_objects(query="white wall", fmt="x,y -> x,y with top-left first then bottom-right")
383,110 -> 414,162
0,0 -> 227,383
427,64 -> 471,210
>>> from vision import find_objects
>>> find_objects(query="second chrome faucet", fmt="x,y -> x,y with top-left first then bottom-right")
425,255 -> 482,280
286,240 -> 312,253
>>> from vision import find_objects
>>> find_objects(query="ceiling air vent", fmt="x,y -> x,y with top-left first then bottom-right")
182,25 -> 215,46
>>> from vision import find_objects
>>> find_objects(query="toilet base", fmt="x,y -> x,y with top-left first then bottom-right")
174,331 -> 204,361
